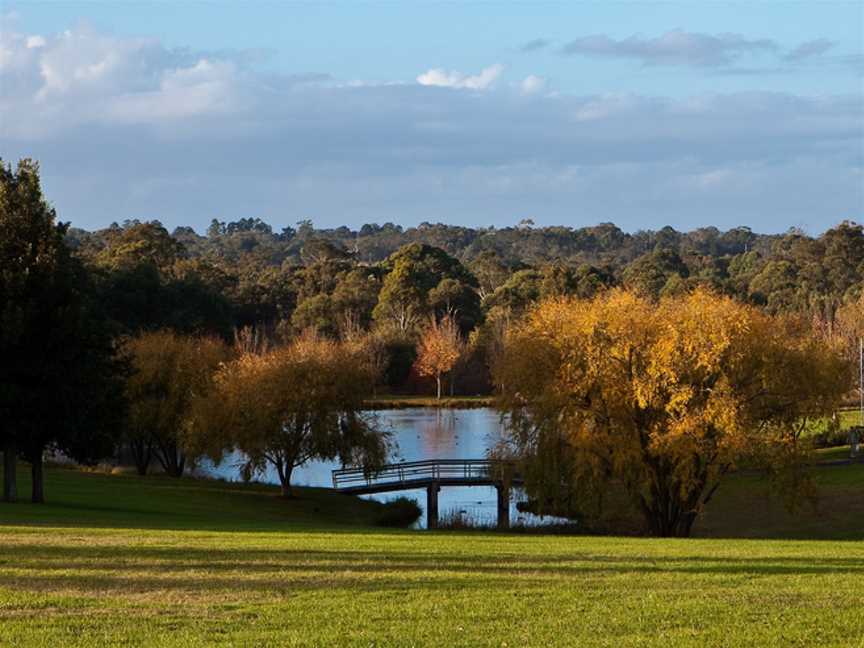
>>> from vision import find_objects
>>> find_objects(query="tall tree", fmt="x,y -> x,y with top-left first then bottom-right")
496,289 -> 850,537
373,243 -> 478,333
0,159 -> 125,503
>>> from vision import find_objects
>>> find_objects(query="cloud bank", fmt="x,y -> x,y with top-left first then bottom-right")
0,23 -> 861,233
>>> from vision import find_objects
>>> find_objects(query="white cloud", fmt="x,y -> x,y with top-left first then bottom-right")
416,64 -> 504,90
519,75 -> 546,94
0,23 -> 263,137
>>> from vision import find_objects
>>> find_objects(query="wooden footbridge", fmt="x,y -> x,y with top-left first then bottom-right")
332,459 -> 522,529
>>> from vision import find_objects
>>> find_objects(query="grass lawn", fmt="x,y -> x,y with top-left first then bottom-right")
805,407 -> 862,436
1,465 -> 863,647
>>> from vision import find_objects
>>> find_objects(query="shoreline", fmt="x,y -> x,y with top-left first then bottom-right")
363,395 -> 494,410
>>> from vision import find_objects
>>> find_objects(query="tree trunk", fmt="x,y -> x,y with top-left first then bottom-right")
276,463 -> 294,498
436,375 -> 442,400
640,494 -> 697,537
130,439 -> 152,476
676,511 -> 698,537
31,454 -> 44,504
154,442 -> 185,477
3,440 -> 17,503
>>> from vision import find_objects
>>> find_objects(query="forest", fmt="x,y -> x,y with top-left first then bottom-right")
66,208 -> 864,397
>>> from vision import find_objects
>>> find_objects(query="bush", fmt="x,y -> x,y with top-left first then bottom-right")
810,428 -> 855,449
375,496 -> 422,527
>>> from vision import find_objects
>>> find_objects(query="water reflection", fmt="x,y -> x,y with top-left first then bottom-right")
198,408 -> 554,528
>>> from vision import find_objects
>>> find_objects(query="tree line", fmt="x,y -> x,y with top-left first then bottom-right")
59,204 -> 864,397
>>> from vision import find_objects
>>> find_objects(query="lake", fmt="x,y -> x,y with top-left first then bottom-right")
198,407 -> 552,528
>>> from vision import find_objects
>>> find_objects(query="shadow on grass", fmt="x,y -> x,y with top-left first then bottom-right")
3,543 -> 864,594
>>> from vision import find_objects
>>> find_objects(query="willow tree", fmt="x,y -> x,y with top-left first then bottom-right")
194,334 -> 389,497
124,330 -> 228,476
495,289 -> 850,537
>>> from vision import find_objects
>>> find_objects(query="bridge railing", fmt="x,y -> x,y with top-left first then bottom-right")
332,459 -> 514,490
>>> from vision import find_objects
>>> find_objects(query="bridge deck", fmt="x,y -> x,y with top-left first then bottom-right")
332,459 -> 521,496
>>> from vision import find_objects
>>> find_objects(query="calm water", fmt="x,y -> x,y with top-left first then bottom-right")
198,408 -> 548,527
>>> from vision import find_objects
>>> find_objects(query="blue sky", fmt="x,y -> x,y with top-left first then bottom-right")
1,1 -> 862,233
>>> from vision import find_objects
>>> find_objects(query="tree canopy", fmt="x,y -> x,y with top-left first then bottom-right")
193,334 -> 389,496
1,159 -> 125,503
495,289 -> 851,536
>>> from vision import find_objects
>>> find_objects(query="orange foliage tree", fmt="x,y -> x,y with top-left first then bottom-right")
414,315 -> 464,400
495,289 -> 851,537
191,334 -> 389,497
124,330 -> 229,476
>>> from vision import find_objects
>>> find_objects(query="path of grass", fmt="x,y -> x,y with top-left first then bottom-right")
1,465 -> 863,646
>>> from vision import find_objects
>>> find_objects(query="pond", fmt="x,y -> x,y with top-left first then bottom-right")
198,408 -> 556,528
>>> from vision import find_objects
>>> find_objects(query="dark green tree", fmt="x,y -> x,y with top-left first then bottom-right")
0,159 -> 125,503
373,243 -> 478,333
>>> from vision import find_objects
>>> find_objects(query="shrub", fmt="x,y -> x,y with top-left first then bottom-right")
376,496 -> 422,527
810,428 -> 856,449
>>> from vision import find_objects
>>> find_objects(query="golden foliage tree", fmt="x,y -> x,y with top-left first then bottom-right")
414,315 -> 464,400
495,289 -> 851,537
193,334 -> 389,497
124,330 -> 229,476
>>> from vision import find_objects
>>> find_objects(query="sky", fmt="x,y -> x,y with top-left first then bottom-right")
1,1 -> 862,234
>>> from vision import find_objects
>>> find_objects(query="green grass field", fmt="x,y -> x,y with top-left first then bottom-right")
805,407 -> 862,436
1,462 -> 863,647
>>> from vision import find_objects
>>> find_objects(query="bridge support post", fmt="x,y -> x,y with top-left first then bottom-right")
496,483 -> 510,530
427,483 -> 440,530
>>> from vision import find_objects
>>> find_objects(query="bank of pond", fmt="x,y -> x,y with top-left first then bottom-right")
11,407 -> 861,540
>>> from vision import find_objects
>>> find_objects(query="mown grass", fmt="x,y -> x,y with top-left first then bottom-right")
805,407 -> 861,436
1,464 -> 863,646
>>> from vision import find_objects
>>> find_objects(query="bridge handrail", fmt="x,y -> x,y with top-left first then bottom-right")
332,458 -> 515,489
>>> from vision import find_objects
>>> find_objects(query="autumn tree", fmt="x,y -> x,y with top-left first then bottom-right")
193,334 -> 389,497
124,330 -> 228,476
414,315 -> 464,400
833,295 -> 864,413
496,289 -> 850,537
